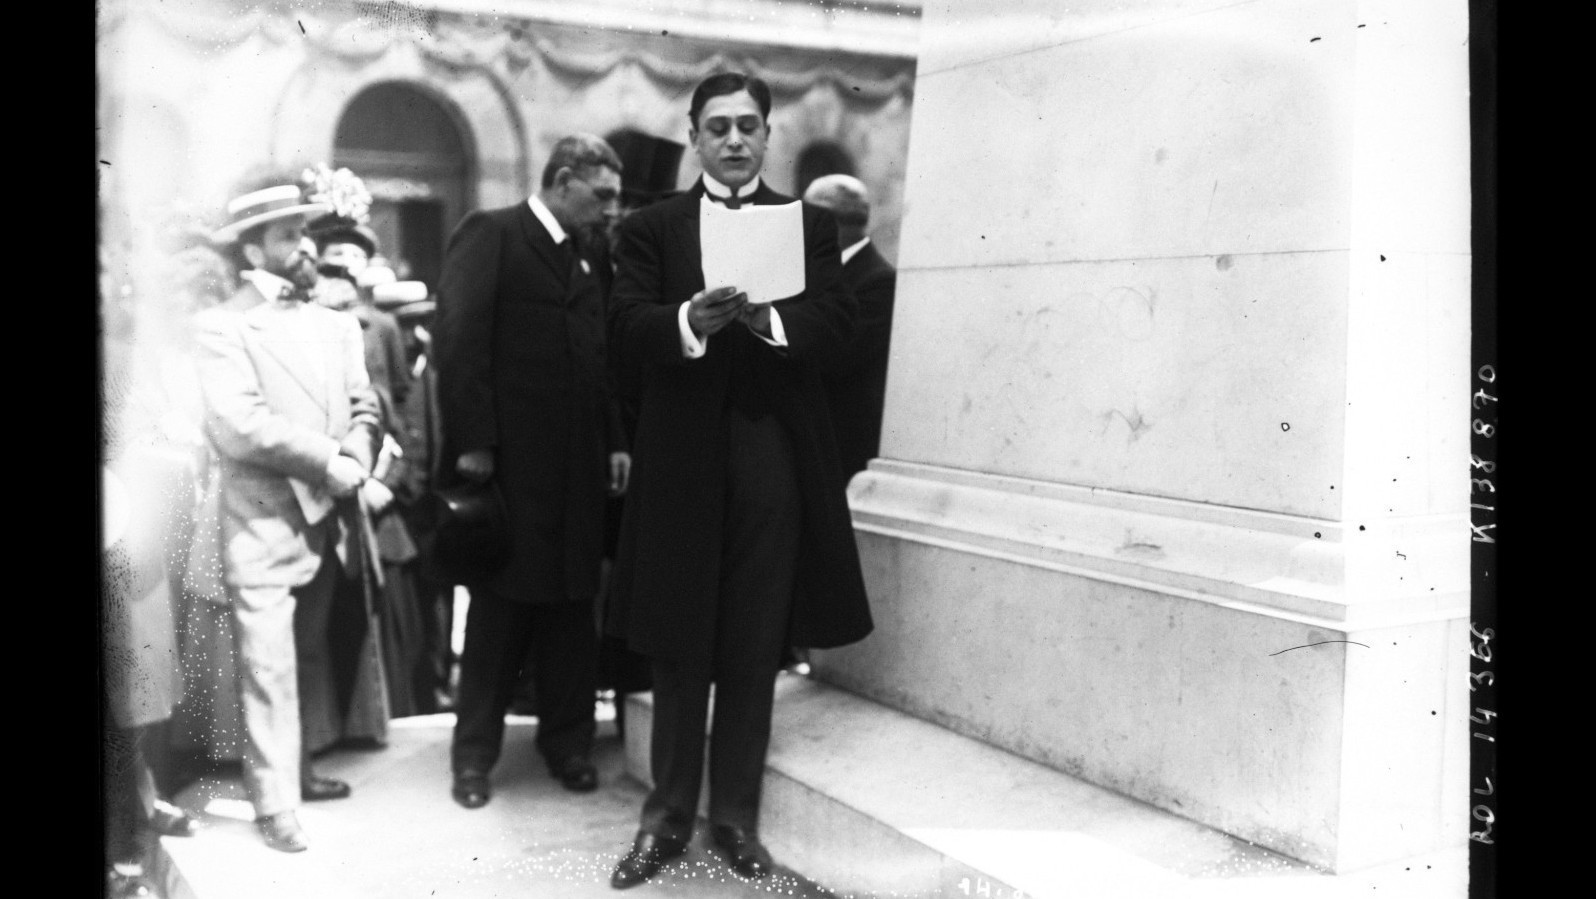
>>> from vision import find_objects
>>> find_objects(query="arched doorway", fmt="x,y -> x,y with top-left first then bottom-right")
333,82 -> 473,291
794,141 -> 857,199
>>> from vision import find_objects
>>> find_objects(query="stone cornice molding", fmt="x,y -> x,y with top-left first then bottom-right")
140,0 -> 302,48
380,0 -> 922,58
134,0 -> 917,100
850,459 -> 1470,631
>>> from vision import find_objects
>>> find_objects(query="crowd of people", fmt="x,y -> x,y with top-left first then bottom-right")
100,70 -> 897,898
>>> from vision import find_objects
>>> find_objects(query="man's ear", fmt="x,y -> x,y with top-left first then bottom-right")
242,243 -> 266,269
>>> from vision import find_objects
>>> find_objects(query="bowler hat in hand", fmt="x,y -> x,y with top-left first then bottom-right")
430,481 -> 511,583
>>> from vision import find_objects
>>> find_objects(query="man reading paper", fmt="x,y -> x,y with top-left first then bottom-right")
604,71 -> 873,889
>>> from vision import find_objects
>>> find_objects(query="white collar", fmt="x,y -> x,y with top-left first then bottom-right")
240,268 -> 293,301
841,236 -> 871,266
526,195 -> 569,246
701,174 -> 761,202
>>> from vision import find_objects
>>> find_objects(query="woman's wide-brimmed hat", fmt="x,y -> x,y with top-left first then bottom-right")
391,299 -> 437,320
307,214 -> 379,258
356,265 -> 397,289
210,184 -> 332,245
371,280 -> 429,310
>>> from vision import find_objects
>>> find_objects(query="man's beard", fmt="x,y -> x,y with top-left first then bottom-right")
269,253 -> 321,293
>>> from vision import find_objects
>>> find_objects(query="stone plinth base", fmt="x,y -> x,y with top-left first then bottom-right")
808,461 -> 1470,874
622,677 -> 1466,898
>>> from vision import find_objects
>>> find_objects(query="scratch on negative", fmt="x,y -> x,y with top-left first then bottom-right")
1270,640 -> 1370,656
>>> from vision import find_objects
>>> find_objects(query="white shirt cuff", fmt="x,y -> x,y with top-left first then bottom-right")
753,307 -> 788,347
678,301 -> 707,358
322,444 -> 346,479
678,302 -> 787,355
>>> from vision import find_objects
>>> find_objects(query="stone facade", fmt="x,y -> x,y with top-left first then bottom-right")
97,0 -> 920,294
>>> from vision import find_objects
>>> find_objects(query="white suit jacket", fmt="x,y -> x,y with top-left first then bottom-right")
193,282 -> 381,590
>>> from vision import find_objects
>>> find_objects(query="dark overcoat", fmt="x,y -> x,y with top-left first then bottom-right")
605,180 -> 873,664
823,240 -> 897,483
432,202 -> 625,604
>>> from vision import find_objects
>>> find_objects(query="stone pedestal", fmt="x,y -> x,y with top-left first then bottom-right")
815,0 -> 1472,874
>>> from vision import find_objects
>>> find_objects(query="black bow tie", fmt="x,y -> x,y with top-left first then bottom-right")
278,284 -> 312,303
709,192 -> 745,209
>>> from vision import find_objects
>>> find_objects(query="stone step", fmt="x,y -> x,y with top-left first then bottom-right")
623,675 -> 1467,899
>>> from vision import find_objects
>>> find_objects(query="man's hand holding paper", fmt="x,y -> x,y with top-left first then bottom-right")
737,300 -> 773,337
687,285 -> 748,337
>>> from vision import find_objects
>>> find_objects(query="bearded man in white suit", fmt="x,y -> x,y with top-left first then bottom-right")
193,175 -> 382,852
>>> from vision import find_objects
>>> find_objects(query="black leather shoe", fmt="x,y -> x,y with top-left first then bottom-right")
452,770 -> 491,809
257,811 -> 309,853
609,831 -> 687,889
548,756 -> 599,793
148,798 -> 200,836
710,824 -> 774,880
301,774 -> 352,801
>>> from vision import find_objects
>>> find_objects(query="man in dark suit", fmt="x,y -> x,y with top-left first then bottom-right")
803,174 -> 897,483
604,72 -> 873,889
432,134 -> 632,809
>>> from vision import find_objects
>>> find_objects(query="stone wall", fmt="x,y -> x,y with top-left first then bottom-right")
817,0 -> 1472,873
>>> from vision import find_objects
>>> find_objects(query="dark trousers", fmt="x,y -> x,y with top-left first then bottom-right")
450,594 -> 597,774
641,411 -> 800,839
294,540 -> 341,755
418,571 -> 456,712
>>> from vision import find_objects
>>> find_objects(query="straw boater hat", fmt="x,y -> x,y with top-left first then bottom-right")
371,280 -> 428,309
373,281 -> 436,319
393,299 -> 437,319
356,265 -> 397,290
210,184 -> 332,244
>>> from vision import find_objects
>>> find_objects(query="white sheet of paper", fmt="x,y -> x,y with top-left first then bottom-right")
699,198 -> 805,304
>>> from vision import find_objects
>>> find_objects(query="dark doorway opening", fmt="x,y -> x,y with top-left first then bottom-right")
795,142 -> 857,199
333,82 -> 473,291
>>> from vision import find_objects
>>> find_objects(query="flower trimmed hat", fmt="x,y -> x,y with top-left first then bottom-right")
301,163 -> 378,256
308,216 -> 379,258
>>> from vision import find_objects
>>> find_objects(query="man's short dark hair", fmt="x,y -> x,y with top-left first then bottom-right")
688,72 -> 773,130
540,134 -> 623,189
